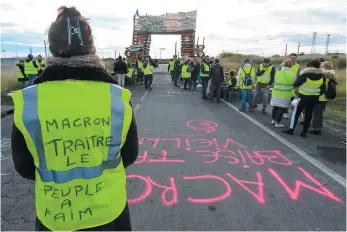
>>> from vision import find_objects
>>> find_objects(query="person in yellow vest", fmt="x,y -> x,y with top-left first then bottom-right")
278,53 -> 301,119
309,61 -> 338,135
136,56 -> 144,84
179,59 -> 184,82
143,58 -> 154,90
200,58 -> 211,100
283,59 -> 325,137
125,64 -> 135,86
24,53 -> 38,86
181,60 -> 192,90
15,58 -> 28,89
237,58 -> 256,112
253,58 -> 276,114
36,55 -> 46,75
270,59 -> 296,128
168,58 -> 175,81
11,6 -> 139,231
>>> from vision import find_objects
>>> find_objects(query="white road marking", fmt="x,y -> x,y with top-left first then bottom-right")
133,76 -> 157,116
222,99 -> 347,188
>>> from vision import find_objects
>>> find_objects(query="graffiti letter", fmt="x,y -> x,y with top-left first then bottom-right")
182,175 -> 232,204
268,167 -> 342,203
149,177 -> 178,206
148,150 -> 185,163
139,138 -> 160,148
253,150 -> 292,166
135,150 -> 148,164
127,175 -> 152,204
222,139 -> 248,149
226,172 -> 265,204
246,150 -> 264,165
161,138 -> 181,149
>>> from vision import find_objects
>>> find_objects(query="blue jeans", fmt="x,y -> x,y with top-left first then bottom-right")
27,74 -> 37,86
240,89 -> 253,111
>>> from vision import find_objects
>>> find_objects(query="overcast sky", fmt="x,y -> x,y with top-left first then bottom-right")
1,0 -> 346,59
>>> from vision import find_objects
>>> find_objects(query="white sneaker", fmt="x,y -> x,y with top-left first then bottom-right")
271,120 -> 276,125
283,113 -> 289,119
275,123 -> 285,128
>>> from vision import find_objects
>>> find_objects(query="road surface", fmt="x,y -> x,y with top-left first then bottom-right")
1,65 -> 346,231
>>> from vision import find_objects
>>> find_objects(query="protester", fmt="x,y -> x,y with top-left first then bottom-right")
309,61 -> 338,134
200,58 -> 211,100
136,56 -> 144,84
173,56 -> 181,87
270,59 -> 296,128
24,54 -> 38,86
11,6 -> 138,231
168,58 -> 175,81
253,58 -> 276,114
143,57 -> 154,90
237,58 -> 256,112
283,59 -> 325,137
209,58 -> 224,103
191,59 -> 200,90
36,55 -> 46,75
114,55 -> 128,87
15,58 -> 28,89
181,60 -> 192,90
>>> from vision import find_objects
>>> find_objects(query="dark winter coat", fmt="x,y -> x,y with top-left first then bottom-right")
12,55 -> 138,231
113,60 -> 128,74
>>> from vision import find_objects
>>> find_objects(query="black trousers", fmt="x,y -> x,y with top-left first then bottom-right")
144,74 -> 153,89
201,78 -> 209,98
289,95 -> 319,133
136,71 -> 144,83
173,71 -> 179,86
191,75 -> 198,90
209,81 -> 221,102
170,71 -> 174,81
183,78 -> 191,89
35,203 -> 132,231
272,106 -> 285,123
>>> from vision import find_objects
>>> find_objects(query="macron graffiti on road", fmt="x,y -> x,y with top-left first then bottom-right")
127,119 -> 343,206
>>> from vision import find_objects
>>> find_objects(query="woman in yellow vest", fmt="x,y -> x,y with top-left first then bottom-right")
270,59 -> 296,128
309,61 -> 338,135
24,53 -> 38,86
11,6 -> 139,231
181,60 -> 192,90
15,58 -> 28,89
283,59 -> 325,137
143,58 -> 154,90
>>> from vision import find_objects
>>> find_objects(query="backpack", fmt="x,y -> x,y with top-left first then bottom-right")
211,64 -> 222,79
325,79 -> 337,99
242,66 -> 253,86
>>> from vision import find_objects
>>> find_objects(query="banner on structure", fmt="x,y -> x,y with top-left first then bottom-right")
136,10 -> 197,33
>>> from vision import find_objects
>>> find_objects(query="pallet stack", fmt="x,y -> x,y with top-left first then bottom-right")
181,30 -> 195,58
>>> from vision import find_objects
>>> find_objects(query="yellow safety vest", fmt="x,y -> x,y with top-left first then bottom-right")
239,66 -> 255,90
126,68 -> 134,79
137,60 -> 143,71
282,62 -> 300,77
143,64 -> 153,75
200,63 -> 210,77
319,79 -> 328,102
169,61 -> 175,71
181,64 -> 191,79
12,81 -> 132,231
16,66 -> 25,79
24,60 -> 38,75
299,77 -> 323,96
257,64 -> 273,84
272,69 -> 295,99
37,60 -> 46,71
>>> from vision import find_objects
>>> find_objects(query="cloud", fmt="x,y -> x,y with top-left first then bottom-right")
1,0 -> 346,58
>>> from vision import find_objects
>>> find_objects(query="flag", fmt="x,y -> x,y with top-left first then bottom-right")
135,9 -> 139,17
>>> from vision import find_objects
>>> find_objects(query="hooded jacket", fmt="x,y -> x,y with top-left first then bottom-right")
12,55 -> 139,181
113,58 -> 128,74
294,67 -> 326,96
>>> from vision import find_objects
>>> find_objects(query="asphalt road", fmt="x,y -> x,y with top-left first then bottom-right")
1,65 -> 346,231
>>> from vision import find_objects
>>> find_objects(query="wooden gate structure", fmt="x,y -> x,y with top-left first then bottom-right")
125,10 -> 205,65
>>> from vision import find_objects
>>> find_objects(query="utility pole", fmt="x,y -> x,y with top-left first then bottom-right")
174,41 -> 177,57
285,44 -> 287,57
44,40 -> 48,59
115,50 -> 117,59
297,42 -> 300,55
311,32 -> 317,54
325,34 -> 331,55
159,48 -> 165,60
